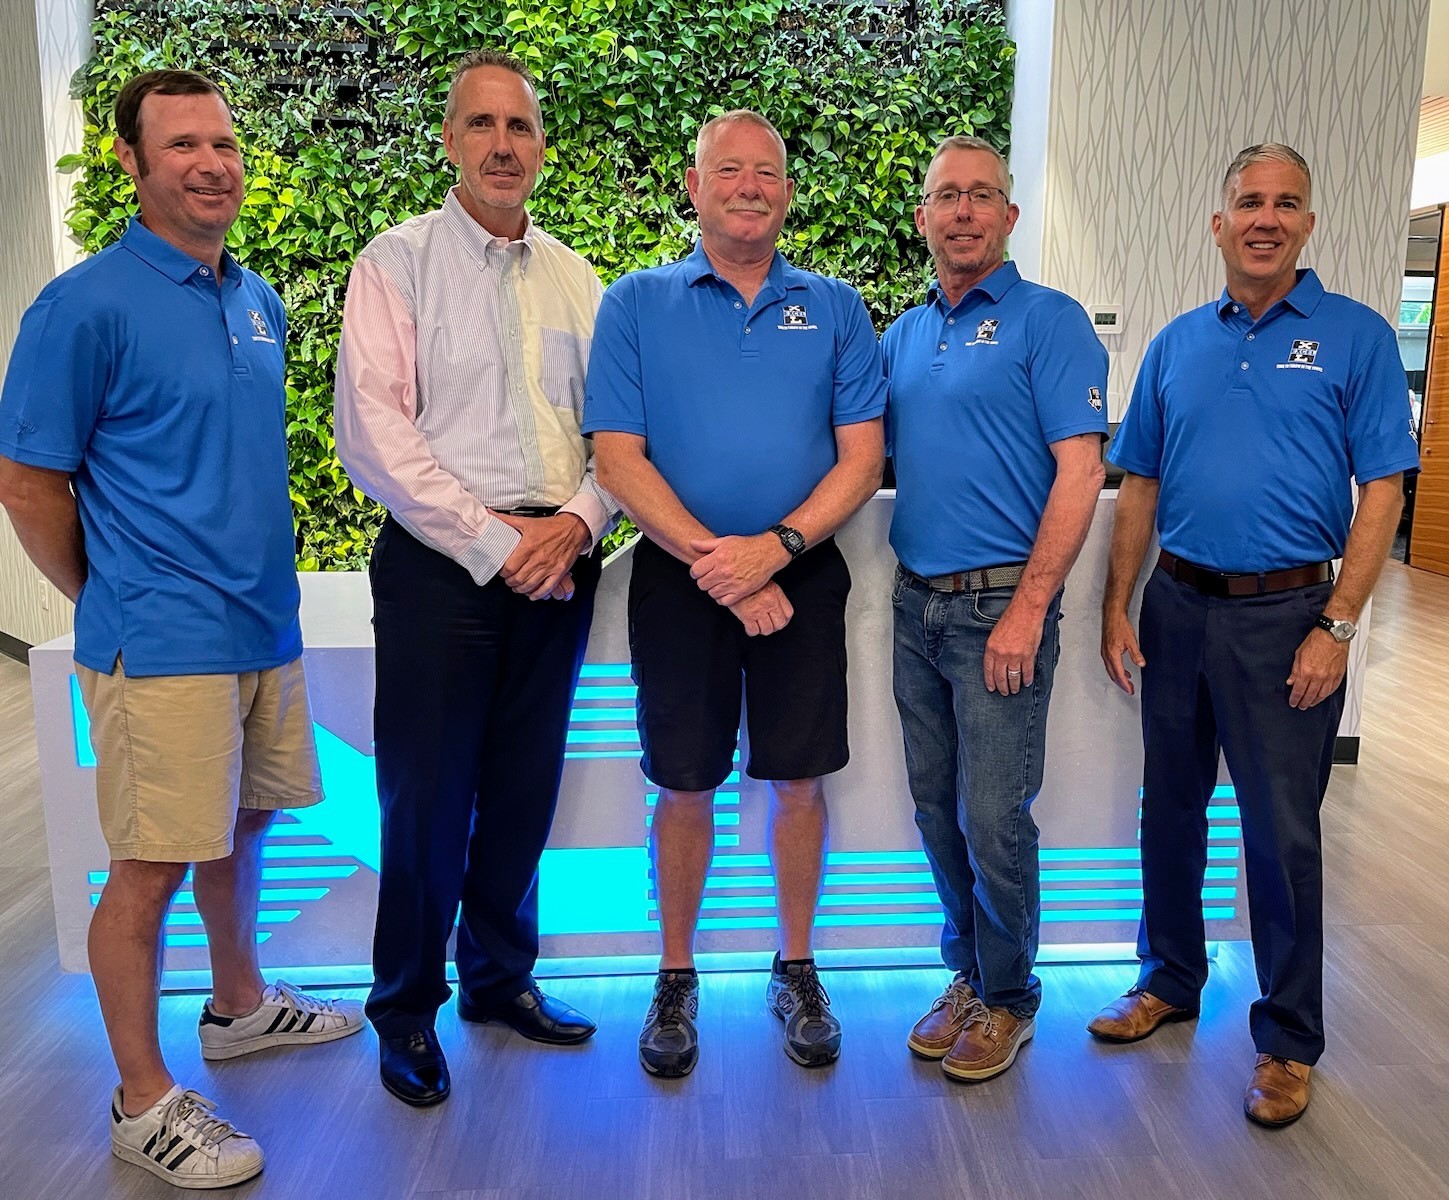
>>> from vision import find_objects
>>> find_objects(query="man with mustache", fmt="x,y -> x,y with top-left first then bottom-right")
1092,144 -> 1418,1126
335,50 -> 613,1106
884,135 -> 1108,1082
585,110 -> 886,1077
0,70 -> 362,1189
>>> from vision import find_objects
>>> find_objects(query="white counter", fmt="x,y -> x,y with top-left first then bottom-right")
31,492 -> 1368,979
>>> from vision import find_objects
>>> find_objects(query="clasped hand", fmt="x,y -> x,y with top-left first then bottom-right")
689,534 -> 790,607
727,580 -> 793,636
492,512 -> 588,600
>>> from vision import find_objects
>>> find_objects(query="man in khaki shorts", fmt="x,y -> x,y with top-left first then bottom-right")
0,70 -> 361,1189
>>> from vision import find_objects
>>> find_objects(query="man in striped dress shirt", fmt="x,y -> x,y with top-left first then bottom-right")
334,49 -> 614,1107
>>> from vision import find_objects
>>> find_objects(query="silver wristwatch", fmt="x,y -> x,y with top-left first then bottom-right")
1314,615 -> 1357,643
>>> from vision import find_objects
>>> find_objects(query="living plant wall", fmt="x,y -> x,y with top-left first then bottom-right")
65,0 -> 1014,568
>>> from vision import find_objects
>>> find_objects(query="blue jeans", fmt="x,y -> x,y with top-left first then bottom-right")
891,567 -> 1062,1018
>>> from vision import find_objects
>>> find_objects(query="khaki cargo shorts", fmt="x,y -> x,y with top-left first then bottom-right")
74,656 -> 324,863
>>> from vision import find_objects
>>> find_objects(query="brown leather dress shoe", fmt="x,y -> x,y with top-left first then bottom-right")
1244,1054 -> 1311,1127
907,975 -> 978,1059
1086,987 -> 1198,1043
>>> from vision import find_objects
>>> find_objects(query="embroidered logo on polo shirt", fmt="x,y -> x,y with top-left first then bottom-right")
965,318 -> 1000,348
1088,386 -> 1103,411
247,309 -> 277,344
1276,338 -> 1323,373
777,304 -> 817,331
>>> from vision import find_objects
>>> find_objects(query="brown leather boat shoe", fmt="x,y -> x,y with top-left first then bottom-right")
941,1001 -> 1034,1082
1086,987 -> 1198,1043
1244,1054 -> 1311,1127
907,975 -> 978,1059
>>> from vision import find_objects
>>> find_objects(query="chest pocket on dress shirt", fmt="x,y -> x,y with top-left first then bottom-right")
538,326 -> 591,416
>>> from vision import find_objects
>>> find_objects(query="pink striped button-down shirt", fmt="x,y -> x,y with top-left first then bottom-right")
335,188 -> 614,584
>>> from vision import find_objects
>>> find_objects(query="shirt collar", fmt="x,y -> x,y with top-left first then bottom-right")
119,216 -> 242,288
682,240 -> 806,295
926,259 -> 1021,310
1216,268 -> 1324,320
442,187 -> 539,269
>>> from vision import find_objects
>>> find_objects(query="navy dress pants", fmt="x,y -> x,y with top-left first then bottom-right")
365,517 -> 598,1039
1135,567 -> 1342,1065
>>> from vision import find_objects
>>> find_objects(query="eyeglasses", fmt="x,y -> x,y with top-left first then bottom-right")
921,186 -> 1009,211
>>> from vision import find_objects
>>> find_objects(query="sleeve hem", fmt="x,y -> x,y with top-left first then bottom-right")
1352,457 -> 1420,484
455,520 -> 523,586
0,441 -> 81,471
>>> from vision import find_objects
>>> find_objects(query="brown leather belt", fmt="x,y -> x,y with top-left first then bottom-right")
910,562 -> 1028,593
1157,549 -> 1331,598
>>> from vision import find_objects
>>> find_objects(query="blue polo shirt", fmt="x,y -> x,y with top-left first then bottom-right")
1108,269 -> 1419,573
883,262 -> 1109,576
0,218 -> 303,676
582,241 -> 887,535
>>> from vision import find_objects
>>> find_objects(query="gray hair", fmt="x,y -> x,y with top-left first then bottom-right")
695,110 -> 788,171
925,135 -> 1011,197
1220,143 -> 1312,208
445,49 -> 541,127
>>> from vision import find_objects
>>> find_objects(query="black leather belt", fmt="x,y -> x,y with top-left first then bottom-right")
907,562 -> 1028,593
1157,549 -> 1331,598
495,506 -> 560,517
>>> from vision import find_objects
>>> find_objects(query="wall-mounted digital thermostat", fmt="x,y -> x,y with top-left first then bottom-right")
1088,305 -> 1123,336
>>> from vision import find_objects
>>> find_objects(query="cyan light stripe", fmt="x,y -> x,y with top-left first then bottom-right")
71,675 -> 96,767
578,663 -> 631,679
90,864 -> 358,885
92,888 -> 328,906
564,750 -> 639,759
646,791 -> 739,806
568,707 -> 637,724
167,933 -> 271,947
260,844 -> 353,860
260,865 -> 360,881
163,909 -> 302,927
573,685 -> 637,700
565,729 -> 640,744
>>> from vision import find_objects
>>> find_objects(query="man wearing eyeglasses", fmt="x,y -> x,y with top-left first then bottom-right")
1091,144 -> 1417,1127
884,135 -> 1108,1082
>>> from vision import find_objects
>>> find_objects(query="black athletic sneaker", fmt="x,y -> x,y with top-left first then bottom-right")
639,971 -> 700,1077
766,954 -> 842,1067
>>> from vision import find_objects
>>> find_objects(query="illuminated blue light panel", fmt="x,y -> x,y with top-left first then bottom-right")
71,665 -> 1245,945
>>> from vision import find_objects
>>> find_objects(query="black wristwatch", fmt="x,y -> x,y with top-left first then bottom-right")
1314,614 -> 1357,643
770,524 -> 807,558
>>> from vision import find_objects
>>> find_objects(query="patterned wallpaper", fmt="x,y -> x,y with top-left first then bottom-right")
1039,0 -> 1432,418
0,0 -> 87,648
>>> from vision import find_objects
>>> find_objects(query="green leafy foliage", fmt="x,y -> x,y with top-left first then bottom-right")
71,0 -> 1013,567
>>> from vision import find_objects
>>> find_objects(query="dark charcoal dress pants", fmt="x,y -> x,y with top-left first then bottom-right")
365,516 -> 598,1038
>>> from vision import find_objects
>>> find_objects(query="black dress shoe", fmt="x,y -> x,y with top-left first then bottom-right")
458,983 -> 597,1045
379,1030 -> 450,1106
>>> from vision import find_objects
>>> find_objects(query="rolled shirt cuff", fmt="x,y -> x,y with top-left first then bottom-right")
455,518 -> 524,586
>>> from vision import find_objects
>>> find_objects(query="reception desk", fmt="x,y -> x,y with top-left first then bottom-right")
29,492 -> 1370,981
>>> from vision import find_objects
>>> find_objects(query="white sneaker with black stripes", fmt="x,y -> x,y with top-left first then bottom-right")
110,1084 -> 263,1188
198,979 -> 364,1061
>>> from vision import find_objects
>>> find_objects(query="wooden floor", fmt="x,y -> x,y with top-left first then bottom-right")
2,561 -> 1448,1199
